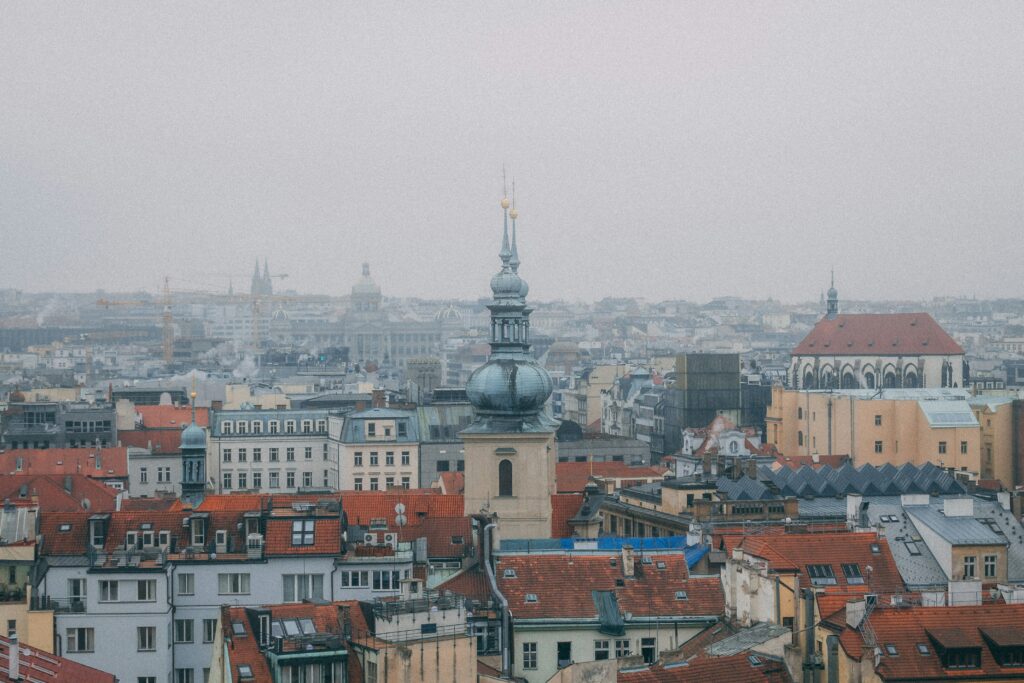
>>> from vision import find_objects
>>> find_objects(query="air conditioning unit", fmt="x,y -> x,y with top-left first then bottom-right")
364,533 -> 378,545
383,533 -> 398,549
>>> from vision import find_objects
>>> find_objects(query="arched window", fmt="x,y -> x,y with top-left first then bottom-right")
883,371 -> 897,389
803,371 -> 816,389
864,372 -> 876,389
904,371 -> 919,389
841,372 -> 857,389
797,431 -> 804,447
498,459 -> 513,497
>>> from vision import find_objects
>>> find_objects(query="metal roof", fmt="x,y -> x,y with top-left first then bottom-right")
906,506 -> 1005,546
705,623 -> 790,656
917,400 -> 979,428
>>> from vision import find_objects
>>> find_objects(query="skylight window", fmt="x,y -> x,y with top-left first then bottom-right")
885,644 -> 898,656
656,561 -> 667,570
641,556 -> 653,565
270,622 -> 283,639
870,543 -> 881,554
238,665 -> 254,680
59,523 -> 72,532
806,564 -> 837,586
231,622 -> 246,636
299,618 -> 315,635
283,620 -> 300,636
503,569 -> 517,579
525,593 -> 538,603
905,542 -> 922,556
291,519 -> 314,546
842,563 -> 865,585
916,643 -> 930,656
675,591 -> 688,600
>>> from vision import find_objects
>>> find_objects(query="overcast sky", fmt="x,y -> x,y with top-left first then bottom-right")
1,2 -> 1022,304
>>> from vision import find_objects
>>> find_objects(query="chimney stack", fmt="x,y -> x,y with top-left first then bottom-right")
8,634 -> 20,680
621,545 -> 635,578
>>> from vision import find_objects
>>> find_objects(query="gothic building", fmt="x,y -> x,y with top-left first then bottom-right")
462,195 -> 559,541
790,279 -> 966,389
250,258 -> 274,296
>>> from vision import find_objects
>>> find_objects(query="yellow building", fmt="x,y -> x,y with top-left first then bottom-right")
766,387 -> 984,476
969,396 -> 1016,487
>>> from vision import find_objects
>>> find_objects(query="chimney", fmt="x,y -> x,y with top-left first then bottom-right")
371,389 -> 386,409
846,494 -> 863,526
845,599 -> 866,628
943,498 -> 974,518
621,545 -> 635,578
8,634 -> 20,680
211,400 -> 223,411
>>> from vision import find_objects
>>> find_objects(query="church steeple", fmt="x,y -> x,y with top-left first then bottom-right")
826,270 -> 839,320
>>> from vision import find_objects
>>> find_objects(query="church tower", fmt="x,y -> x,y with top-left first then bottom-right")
180,390 -> 207,507
825,270 -> 839,320
462,191 -> 558,541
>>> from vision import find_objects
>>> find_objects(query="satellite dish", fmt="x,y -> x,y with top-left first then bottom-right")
394,503 -> 406,515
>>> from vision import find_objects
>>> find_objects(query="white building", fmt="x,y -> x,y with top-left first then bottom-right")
337,408 -> 420,491
207,408 -> 340,493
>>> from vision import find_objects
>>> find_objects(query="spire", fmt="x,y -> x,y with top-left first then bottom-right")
263,258 -> 270,279
509,178 -> 520,273
190,374 -> 197,424
826,269 -> 839,320
499,172 -> 512,267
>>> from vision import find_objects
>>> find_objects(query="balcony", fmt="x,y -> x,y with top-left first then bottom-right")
30,595 -> 86,613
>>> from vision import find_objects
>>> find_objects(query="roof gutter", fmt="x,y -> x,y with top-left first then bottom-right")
483,522 -> 511,678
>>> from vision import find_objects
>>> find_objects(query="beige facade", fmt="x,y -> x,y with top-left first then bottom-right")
970,398 -> 1015,486
356,633 -> 477,682
463,430 -> 556,541
563,364 -> 627,429
766,387 -> 983,474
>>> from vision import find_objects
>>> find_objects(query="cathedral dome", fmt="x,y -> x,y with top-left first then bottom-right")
180,423 -> 206,450
352,262 -> 381,296
434,303 -> 463,322
466,358 -> 553,417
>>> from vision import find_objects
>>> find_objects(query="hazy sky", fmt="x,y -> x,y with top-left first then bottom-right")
2,2 -> 1022,304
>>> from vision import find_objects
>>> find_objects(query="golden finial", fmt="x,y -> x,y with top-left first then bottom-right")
190,391 -> 197,400
501,197 -> 510,209
509,208 -> 519,220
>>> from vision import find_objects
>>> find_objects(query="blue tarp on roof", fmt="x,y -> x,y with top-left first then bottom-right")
499,535 -> 710,569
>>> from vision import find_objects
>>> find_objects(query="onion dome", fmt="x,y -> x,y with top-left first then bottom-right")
467,358 -> 553,417
180,423 -> 205,450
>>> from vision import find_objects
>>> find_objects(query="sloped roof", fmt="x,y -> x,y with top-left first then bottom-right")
397,516 -> 471,559
793,313 -> 963,356
136,405 -> 210,428
0,474 -> 117,513
340,490 -> 463,528
551,493 -> 583,538
618,652 -> 792,682
495,554 -> 723,621
556,462 -> 668,493
0,447 -> 127,479
0,634 -> 117,683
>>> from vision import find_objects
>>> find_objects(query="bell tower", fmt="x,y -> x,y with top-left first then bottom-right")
463,187 -> 559,541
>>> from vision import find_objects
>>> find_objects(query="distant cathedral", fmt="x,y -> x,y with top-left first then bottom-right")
250,259 -> 274,296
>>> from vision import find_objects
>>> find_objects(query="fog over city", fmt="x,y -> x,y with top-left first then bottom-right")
2,2 -> 1022,302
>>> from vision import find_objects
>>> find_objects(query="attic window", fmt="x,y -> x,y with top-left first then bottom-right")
842,563 -> 864,585
503,569 -> 517,579
806,564 -> 837,586
59,524 -> 72,532
675,591 -> 688,600
748,655 -> 762,666
656,561 -> 667,570
140,523 -> 153,530
231,622 -> 246,636
917,644 -> 930,656
885,644 -> 898,656
905,542 -> 921,556
615,578 -> 625,587
238,665 -> 254,680
870,543 -> 881,554
451,536 -> 464,545
525,594 -> 538,603
291,519 -> 314,546
641,556 -> 653,565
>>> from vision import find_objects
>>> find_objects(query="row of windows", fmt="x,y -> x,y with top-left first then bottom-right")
365,421 -> 408,438
222,470 -> 331,490
352,451 -> 412,467
221,419 -> 326,435
223,445 -> 327,462
339,569 -> 411,590
138,466 -> 172,484
521,638 -> 657,670
353,476 -> 412,491
963,554 -> 999,579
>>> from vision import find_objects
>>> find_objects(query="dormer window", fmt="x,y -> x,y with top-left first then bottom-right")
842,563 -> 864,585
125,531 -> 138,549
252,421 -> 262,434
216,529 -> 228,547
236,421 -> 247,434
806,564 -> 837,586
397,422 -> 407,438
191,518 -> 206,547
285,420 -> 296,433
142,531 -> 154,547
269,420 -> 279,434
222,422 -> 233,435
367,422 -> 377,437
89,519 -> 106,548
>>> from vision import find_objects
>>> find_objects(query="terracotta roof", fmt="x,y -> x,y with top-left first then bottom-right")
713,523 -> 850,557
556,462 -> 669,493
495,554 -> 723,620
264,517 -> 342,555
118,429 -> 185,453
619,652 -> 793,682
792,313 -> 963,356
844,603 -> 1024,681
0,447 -> 127,479
136,405 -> 209,428
737,532 -> 905,595
397,516 -> 472,559
435,471 -> 465,495
119,497 -> 178,511
0,474 -> 117,512
0,634 -> 117,683
340,490 -> 464,528
551,493 -> 583,538
436,566 -> 492,603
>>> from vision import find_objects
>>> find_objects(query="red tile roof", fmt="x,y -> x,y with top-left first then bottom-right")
551,493 -> 583,538
556,462 -> 669,493
495,554 -> 723,620
264,517 -> 342,556
619,652 -> 793,682
842,603 -> 1024,681
118,429 -> 186,453
435,471 -> 465,494
0,474 -> 117,512
0,447 -> 127,479
397,516 -> 472,559
340,490 -> 464,528
136,405 -> 209,428
792,313 -> 963,356
0,634 -> 117,683
736,532 -> 905,595
436,566 -> 492,603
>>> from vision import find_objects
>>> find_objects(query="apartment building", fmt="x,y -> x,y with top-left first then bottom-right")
208,409 -> 339,493
337,408 -> 420,492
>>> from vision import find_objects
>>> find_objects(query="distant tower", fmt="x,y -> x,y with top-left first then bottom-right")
250,259 -> 273,296
462,188 -> 558,541
180,390 -> 207,506
263,259 -> 273,296
826,270 -> 839,320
